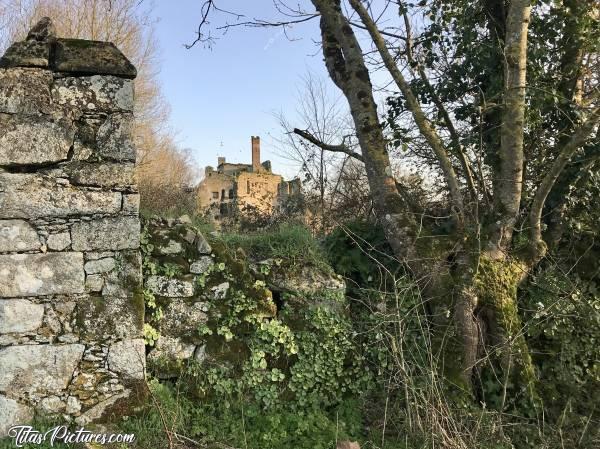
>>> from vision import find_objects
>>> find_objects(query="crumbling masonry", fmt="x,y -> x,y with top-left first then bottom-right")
0,19 -> 144,435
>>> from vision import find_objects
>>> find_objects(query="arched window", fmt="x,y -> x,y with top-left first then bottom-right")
229,189 -> 234,199
247,180 -> 251,194
221,189 -> 225,200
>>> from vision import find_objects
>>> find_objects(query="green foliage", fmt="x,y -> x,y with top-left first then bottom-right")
324,220 -> 400,290
286,305 -> 371,407
184,286 -> 368,409
117,380 -> 365,449
143,323 -> 160,347
219,222 -> 328,269
524,266 -> 600,425
140,218 -> 368,411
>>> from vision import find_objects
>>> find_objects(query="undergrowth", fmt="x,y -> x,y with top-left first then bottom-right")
218,222 -> 328,269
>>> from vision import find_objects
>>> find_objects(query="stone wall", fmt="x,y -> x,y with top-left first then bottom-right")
141,216 -> 346,382
0,19 -> 144,436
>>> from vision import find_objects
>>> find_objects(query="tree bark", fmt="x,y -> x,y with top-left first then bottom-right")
492,0 -> 531,257
310,0 -> 418,264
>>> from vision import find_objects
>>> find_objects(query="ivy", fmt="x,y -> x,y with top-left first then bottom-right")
143,323 -> 160,347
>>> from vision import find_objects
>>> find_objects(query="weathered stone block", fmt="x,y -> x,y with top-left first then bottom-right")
190,256 -> 214,274
157,299 -> 207,342
197,233 -> 212,254
0,299 -> 45,334
0,220 -> 41,252
101,251 -> 142,297
269,265 -> 346,295
0,68 -> 53,115
85,274 -> 104,292
84,257 -> 116,274
77,295 -> 143,341
0,114 -> 74,166
26,17 -> 55,42
46,232 -> 71,251
65,395 -> 81,415
96,113 -> 136,161
0,40 -> 50,69
122,194 -> 140,215
71,217 -> 140,251
0,395 -> 33,437
52,39 -> 137,78
194,345 -> 207,363
52,75 -> 134,112
147,336 -> 195,379
107,339 -> 145,379
156,239 -> 183,255
0,173 -> 122,219
0,344 -> 85,396
0,252 -> 84,297
146,275 -> 195,298
66,162 -> 135,188
211,281 -> 230,300
75,390 -> 130,426
40,396 -> 65,414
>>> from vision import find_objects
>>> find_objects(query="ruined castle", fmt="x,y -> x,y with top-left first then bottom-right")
197,136 -> 301,219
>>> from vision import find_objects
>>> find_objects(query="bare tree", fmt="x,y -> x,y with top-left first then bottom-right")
276,73 -> 361,232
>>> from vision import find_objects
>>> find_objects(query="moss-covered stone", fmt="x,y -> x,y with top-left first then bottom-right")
141,216 -> 359,408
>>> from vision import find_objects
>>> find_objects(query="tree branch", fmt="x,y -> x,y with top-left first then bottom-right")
348,20 -> 410,41
529,106 -> 600,259
293,128 -> 364,163
399,2 -> 478,203
185,0 -> 243,49
348,0 -> 465,221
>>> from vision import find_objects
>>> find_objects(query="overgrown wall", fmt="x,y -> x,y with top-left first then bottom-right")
0,19 -> 144,435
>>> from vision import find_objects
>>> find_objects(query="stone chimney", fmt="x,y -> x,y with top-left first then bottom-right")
251,136 -> 260,172
218,156 -> 225,166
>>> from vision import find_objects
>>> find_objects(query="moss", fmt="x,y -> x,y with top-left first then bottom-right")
474,257 -> 525,335
76,295 -> 107,329
147,354 -> 187,378
130,286 -> 146,328
61,38 -> 96,48
474,256 -> 539,404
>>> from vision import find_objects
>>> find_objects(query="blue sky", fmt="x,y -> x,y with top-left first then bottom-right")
152,1 -> 329,179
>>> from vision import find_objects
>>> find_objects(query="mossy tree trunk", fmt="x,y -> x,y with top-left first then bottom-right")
299,0 -> 600,402
429,247 -> 538,405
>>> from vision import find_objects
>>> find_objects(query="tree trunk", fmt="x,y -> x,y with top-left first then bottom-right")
307,0 -> 542,401
311,0 -> 418,265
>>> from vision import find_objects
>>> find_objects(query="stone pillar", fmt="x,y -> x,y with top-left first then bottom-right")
0,19 -> 144,435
